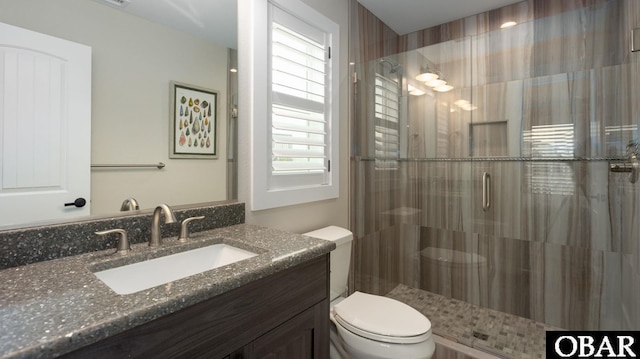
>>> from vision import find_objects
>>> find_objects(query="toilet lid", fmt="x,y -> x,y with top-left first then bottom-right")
332,291 -> 432,344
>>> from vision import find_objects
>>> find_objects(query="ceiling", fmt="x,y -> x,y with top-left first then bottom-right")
109,0 -> 237,49
356,0 -> 523,35
106,0 -> 523,49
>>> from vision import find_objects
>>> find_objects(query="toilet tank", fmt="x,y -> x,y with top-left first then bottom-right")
304,226 -> 352,301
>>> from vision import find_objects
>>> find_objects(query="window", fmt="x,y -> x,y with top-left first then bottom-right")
523,123 -> 575,195
244,0 -> 339,210
374,73 -> 400,170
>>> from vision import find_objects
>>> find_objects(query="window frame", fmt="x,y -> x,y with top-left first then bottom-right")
244,0 -> 340,211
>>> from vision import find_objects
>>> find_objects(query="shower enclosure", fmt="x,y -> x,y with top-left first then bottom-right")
352,0 -> 639,331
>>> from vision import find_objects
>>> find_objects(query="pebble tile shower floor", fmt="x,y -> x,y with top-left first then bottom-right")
386,285 -> 561,359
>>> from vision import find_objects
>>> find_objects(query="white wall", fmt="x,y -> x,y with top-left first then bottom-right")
0,0 -> 228,216
237,0 -> 350,233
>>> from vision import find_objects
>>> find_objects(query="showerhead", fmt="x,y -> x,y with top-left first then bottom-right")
379,58 -> 402,73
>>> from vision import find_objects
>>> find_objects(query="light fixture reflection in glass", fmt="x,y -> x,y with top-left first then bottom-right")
500,21 -> 517,29
433,84 -> 454,92
416,71 -> 439,82
230,68 -> 238,73
426,79 -> 446,88
408,84 -> 425,96
453,99 -> 477,111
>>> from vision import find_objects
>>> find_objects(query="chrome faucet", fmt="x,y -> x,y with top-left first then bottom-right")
150,204 -> 177,247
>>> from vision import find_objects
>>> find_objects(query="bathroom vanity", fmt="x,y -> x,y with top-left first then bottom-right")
64,255 -> 329,358
0,216 -> 335,358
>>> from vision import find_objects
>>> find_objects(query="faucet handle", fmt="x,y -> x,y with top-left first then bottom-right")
178,216 -> 205,242
96,229 -> 130,255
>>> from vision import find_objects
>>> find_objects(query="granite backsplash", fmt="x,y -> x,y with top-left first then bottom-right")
0,202 -> 245,270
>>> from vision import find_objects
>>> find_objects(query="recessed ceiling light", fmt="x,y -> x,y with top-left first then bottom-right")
500,21 -> 517,29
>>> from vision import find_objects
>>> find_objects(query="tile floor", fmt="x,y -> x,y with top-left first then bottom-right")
386,285 -> 562,359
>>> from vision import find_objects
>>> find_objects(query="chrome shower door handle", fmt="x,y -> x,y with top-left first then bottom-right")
482,172 -> 491,211
630,155 -> 639,184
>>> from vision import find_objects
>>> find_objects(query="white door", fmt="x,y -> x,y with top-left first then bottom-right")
0,22 -> 91,227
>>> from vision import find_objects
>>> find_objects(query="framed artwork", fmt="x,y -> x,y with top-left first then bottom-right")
170,81 -> 218,159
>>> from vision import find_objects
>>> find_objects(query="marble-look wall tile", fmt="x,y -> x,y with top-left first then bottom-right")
620,2 -> 640,326
433,341 -> 493,359
477,234 -> 532,320
530,241 -> 622,330
398,1 -> 533,53
471,162 -> 522,240
350,0 -> 400,66
352,0 -> 640,332
415,162 -> 472,232
418,227 -> 482,304
354,224 -> 420,295
622,254 -> 640,330
355,221 -> 623,329
473,21 -> 534,86
532,0 -> 625,77
619,13 -> 640,324
521,161 -> 616,252
521,72 -> 590,157
417,228 -> 531,318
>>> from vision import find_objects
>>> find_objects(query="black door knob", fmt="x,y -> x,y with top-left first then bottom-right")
64,198 -> 87,208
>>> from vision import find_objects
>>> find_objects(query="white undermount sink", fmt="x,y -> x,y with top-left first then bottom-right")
93,244 -> 258,295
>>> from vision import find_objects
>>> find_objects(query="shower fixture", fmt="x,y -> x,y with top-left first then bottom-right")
610,140 -> 639,183
379,58 -> 402,73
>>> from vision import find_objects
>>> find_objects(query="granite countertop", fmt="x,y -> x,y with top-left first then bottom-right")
0,224 -> 335,358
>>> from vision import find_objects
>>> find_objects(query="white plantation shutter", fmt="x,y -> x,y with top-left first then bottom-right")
247,0 -> 339,210
272,105 -> 326,173
523,124 -> 575,195
269,4 -> 333,189
374,73 -> 400,170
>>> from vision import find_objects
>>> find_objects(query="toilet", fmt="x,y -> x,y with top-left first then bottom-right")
304,226 -> 435,359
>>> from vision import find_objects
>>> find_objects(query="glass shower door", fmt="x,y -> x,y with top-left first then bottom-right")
352,0 -> 640,331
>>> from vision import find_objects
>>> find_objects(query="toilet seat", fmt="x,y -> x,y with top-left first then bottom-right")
332,291 -> 432,344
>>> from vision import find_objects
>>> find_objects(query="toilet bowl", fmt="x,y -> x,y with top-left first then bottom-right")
330,291 -> 435,359
304,226 -> 435,359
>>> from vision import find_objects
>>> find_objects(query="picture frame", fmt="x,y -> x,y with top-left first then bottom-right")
170,81 -> 218,159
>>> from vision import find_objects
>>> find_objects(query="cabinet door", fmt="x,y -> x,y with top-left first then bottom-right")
243,303 -> 328,359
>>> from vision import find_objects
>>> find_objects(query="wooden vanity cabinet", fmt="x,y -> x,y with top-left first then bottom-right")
63,255 -> 330,359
